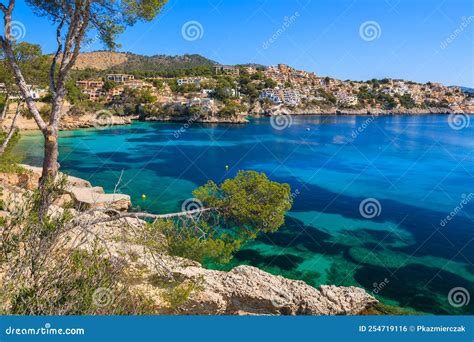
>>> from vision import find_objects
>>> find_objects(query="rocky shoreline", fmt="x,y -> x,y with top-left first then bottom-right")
6,105 -> 471,132
253,104 -> 463,116
0,165 -> 378,315
143,114 -> 249,124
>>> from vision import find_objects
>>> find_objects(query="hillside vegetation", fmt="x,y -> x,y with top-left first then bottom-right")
73,51 -> 216,77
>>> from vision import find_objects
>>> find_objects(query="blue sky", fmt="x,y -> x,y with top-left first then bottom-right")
12,0 -> 474,87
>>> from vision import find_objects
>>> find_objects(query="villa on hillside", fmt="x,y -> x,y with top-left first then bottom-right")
188,97 -> 215,111
212,65 -> 240,76
176,77 -> 207,86
335,92 -> 358,106
282,89 -> 301,106
259,88 -> 302,106
76,77 -> 154,102
106,74 -> 135,83
259,89 -> 282,104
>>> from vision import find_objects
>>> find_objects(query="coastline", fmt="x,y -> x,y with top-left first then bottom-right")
0,164 -> 379,315
6,106 -> 472,132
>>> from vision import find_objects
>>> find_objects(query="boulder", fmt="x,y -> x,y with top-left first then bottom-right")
0,169 -> 39,190
67,186 -> 131,211
19,165 -> 93,188
67,175 -> 92,188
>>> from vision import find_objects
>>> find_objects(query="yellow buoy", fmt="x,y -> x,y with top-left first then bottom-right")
225,165 -> 229,171
141,194 -> 147,200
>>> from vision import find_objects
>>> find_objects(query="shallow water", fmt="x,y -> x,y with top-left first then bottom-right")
15,115 -> 474,315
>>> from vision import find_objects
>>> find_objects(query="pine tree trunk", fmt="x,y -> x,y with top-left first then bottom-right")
41,132 -> 59,181
38,129 -> 59,215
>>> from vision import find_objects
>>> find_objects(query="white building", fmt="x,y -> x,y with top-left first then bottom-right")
259,89 -> 282,104
106,74 -> 134,83
282,89 -> 301,106
177,78 -> 206,86
335,92 -> 358,106
188,97 -> 214,111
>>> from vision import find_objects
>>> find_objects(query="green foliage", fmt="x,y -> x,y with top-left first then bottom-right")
0,130 -> 23,173
0,179 -> 155,315
103,79 -> 118,91
106,54 -> 214,77
317,88 -> 337,105
111,88 -> 156,115
66,80 -> 87,105
68,100 -> 105,117
251,71 -> 264,80
146,219 -> 240,264
144,171 -> 292,265
357,86 -> 374,101
376,93 -> 396,109
176,83 -> 200,93
238,74 -> 259,100
218,100 -> 247,117
25,1 -> 168,50
0,42 -> 50,90
397,93 -> 415,109
264,78 -> 277,89
213,77 -> 237,100
193,170 -> 293,239
159,278 -> 204,310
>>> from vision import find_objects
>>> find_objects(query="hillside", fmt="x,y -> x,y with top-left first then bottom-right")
73,51 -> 216,75
73,51 -> 130,70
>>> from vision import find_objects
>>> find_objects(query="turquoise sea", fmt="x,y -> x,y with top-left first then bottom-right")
15,115 -> 474,315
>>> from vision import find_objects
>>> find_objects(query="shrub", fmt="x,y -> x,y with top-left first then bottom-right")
0,179 -> 155,315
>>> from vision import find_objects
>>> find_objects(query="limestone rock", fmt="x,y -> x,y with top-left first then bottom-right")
67,175 -> 92,188
167,264 -> 377,315
0,168 -> 39,190
67,186 -> 131,211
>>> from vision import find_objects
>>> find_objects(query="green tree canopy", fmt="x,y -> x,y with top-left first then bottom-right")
150,171 -> 293,264
193,170 -> 293,239
26,0 -> 167,49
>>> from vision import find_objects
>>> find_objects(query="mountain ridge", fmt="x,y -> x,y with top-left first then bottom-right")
73,51 -> 217,73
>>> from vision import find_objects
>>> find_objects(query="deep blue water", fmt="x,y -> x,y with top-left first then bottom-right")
15,115 -> 474,315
